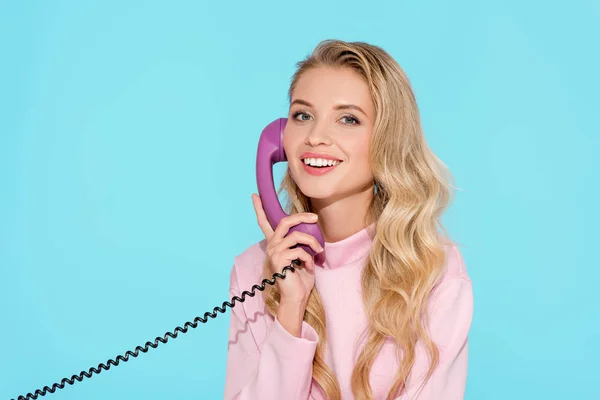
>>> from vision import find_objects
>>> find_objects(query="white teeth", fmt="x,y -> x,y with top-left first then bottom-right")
303,158 -> 341,167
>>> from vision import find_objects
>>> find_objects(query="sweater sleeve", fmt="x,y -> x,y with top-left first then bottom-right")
223,265 -> 319,400
396,277 -> 474,400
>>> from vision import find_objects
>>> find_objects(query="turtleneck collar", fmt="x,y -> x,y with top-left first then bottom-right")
315,223 -> 375,270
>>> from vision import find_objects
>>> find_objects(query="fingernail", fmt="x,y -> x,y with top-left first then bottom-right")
310,214 -> 318,220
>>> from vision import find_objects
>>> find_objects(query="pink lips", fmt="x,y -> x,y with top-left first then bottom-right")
300,152 -> 343,176
300,152 -> 342,161
302,163 -> 339,176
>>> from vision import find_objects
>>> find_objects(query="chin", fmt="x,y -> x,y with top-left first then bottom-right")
292,176 -> 338,200
300,181 -> 364,205
298,186 -> 338,200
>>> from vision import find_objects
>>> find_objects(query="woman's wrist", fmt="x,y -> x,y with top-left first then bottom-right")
277,300 -> 307,338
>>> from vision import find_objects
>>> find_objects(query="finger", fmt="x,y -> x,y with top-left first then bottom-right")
292,248 -> 315,272
272,212 -> 319,242
289,248 -> 315,271
272,247 -> 314,272
251,193 -> 274,240
273,231 -> 323,255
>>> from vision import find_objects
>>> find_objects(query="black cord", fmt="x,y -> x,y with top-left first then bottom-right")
10,260 -> 301,400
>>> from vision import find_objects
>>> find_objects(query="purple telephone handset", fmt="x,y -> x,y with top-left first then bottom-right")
256,118 -> 325,258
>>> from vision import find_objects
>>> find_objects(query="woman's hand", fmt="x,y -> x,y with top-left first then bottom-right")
251,193 -> 323,306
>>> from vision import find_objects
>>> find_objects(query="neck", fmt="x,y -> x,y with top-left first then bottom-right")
311,185 -> 374,243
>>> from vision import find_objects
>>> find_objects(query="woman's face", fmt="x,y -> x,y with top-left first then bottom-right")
283,67 -> 376,203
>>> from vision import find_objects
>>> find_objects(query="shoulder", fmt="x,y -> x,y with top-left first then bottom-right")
438,241 -> 471,283
425,242 -> 473,349
229,239 -> 268,290
427,242 -> 473,321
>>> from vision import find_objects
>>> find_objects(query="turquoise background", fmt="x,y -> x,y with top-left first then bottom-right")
1,0 -> 598,399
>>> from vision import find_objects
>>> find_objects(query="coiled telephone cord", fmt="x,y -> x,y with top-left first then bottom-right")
10,260 -> 301,400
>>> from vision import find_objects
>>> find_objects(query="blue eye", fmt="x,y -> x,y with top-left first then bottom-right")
341,115 -> 359,125
292,111 -> 311,121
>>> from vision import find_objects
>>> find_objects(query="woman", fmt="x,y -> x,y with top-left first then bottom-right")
224,39 -> 473,400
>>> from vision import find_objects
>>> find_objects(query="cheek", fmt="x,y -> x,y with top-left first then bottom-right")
349,139 -> 373,178
353,140 -> 371,165
282,131 -> 299,158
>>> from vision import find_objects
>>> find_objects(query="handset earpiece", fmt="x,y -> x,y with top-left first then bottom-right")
255,118 -> 325,257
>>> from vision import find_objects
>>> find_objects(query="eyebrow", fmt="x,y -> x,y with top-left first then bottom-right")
290,99 -> 368,117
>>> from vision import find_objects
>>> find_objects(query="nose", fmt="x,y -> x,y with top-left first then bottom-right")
304,121 -> 332,147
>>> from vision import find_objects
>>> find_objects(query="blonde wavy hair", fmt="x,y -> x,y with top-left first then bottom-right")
261,39 -> 456,400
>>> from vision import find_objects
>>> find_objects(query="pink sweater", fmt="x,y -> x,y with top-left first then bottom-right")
224,226 -> 473,399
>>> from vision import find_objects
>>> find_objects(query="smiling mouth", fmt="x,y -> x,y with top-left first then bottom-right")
301,157 -> 343,168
